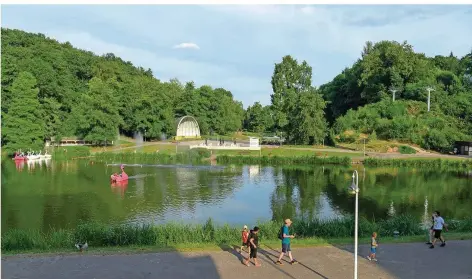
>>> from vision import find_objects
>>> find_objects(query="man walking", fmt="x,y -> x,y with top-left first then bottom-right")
430,211 -> 448,249
276,219 -> 298,265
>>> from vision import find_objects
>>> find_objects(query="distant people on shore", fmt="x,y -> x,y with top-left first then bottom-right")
243,226 -> 261,267
276,219 -> 298,265
430,211 -> 448,249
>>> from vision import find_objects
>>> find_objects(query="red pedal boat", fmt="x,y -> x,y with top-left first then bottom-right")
110,164 -> 128,182
13,152 -> 27,161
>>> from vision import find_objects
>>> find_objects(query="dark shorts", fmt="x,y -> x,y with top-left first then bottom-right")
242,241 -> 247,247
434,229 -> 442,239
282,243 -> 291,253
250,247 -> 257,258
370,247 -> 376,254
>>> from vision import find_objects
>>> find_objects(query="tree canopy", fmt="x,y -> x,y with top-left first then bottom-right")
2,29 -> 471,154
1,28 -> 244,153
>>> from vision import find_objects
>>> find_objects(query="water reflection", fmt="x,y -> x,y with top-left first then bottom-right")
1,159 -> 471,232
111,181 -> 128,198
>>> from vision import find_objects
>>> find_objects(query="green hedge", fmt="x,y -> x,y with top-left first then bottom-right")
398,145 -> 417,154
364,158 -> 472,169
3,215 -> 471,252
216,155 -> 352,166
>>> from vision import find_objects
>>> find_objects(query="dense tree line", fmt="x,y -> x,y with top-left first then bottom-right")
242,41 -> 472,152
321,41 -> 472,152
2,28 -> 471,154
1,28 -> 244,153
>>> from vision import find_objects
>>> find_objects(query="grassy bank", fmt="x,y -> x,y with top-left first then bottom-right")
4,232 -> 472,256
3,215 -> 471,253
216,155 -> 352,166
93,148 -> 211,163
364,157 -> 472,169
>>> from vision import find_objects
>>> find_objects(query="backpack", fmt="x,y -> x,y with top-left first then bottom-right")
242,231 -> 249,243
278,225 -> 284,240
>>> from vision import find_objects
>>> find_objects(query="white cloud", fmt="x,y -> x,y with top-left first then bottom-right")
173,42 -> 200,50
2,5 -> 471,107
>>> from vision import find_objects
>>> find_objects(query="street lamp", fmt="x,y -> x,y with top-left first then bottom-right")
348,170 -> 360,279
426,86 -> 434,112
389,87 -> 398,102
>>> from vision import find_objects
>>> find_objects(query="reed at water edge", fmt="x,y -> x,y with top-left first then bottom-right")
3,215 -> 472,252
216,155 -> 352,166
363,158 -> 472,169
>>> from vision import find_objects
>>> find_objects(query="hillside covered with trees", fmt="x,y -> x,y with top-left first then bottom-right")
246,41 -> 472,153
2,28 -> 472,154
1,28 -> 245,153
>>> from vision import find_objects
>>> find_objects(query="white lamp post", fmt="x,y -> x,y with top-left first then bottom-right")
348,170 -> 360,279
426,86 -> 434,112
389,88 -> 398,102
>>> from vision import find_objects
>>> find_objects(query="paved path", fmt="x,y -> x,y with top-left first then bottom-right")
3,241 -> 472,279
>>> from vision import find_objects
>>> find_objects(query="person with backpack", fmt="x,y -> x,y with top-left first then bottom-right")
243,226 -> 261,267
240,225 -> 250,254
276,219 -> 298,265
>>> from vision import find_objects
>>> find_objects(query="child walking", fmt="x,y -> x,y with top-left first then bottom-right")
367,232 -> 378,262
240,225 -> 250,254
243,226 -> 261,267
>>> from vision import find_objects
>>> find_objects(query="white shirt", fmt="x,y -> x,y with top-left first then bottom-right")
433,216 -> 445,230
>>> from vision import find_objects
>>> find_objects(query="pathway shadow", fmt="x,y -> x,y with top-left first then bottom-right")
261,244 -> 329,279
2,246 -> 221,279
218,243 -> 245,262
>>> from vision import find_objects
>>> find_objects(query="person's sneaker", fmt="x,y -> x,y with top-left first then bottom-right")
290,260 -> 298,265
276,261 -> 283,265
429,245 -> 434,249
372,258 -> 378,262
426,242 -> 432,245
440,243 -> 446,247
367,256 -> 372,261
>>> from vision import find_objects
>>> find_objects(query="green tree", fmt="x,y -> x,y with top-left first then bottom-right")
2,72 -> 45,154
270,55 -> 313,141
293,88 -> 327,145
73,77 -> 122,144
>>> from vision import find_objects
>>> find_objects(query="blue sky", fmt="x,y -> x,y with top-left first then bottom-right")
2,5 -> 472,107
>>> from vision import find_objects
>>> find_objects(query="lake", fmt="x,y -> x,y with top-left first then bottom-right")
2,159 -> 471,232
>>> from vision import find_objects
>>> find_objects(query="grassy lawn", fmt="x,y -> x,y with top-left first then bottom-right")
4,232 -> 471,257
338,139 -> 421,153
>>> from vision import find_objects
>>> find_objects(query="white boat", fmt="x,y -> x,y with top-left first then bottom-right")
26,152 -> 40,160
43,151 -> 52,159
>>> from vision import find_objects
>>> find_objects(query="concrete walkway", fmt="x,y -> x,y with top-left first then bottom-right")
2,241 -> 472,279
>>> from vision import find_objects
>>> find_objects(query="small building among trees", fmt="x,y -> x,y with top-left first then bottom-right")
454,141 -> 472,156
175,116 -> 201,140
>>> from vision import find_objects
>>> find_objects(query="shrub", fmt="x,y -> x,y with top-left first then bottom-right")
2,215 -> 472,252
398,145 -> 416,154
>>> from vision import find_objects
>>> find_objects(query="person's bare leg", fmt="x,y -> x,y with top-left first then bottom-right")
440,236 -> 445,243
288,251 -> 294,261
255,258 -> 261,267
277,252 -> 284,262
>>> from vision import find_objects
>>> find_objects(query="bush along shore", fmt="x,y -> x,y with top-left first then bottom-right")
93,148 -> 212,164
363,158 -> 472,169
3,215 -> 472,252
216,155 -> 352,166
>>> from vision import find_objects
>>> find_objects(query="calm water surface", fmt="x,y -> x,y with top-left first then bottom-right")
2,159 -> 471,232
